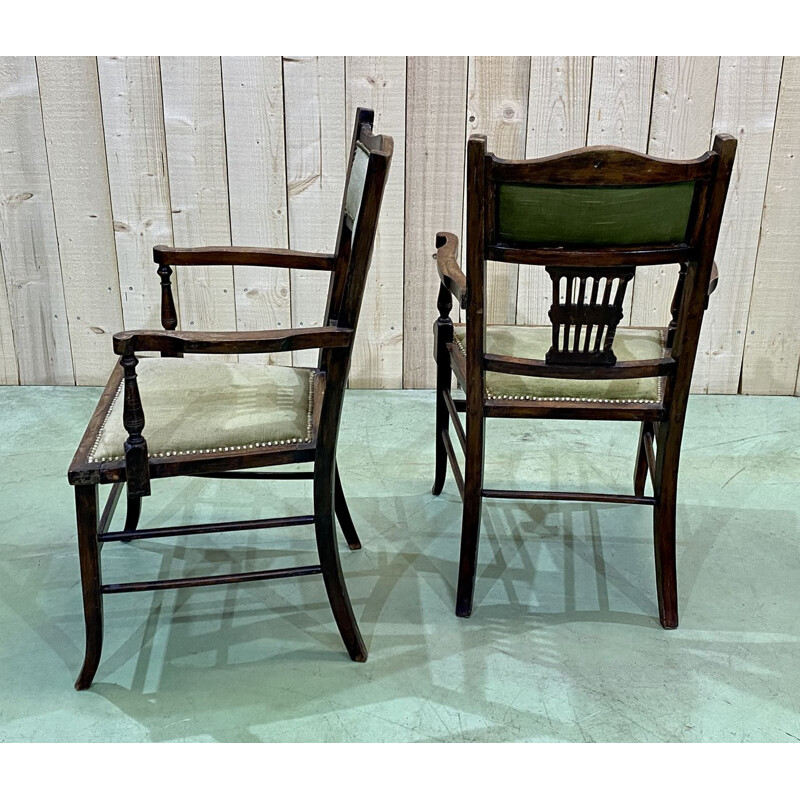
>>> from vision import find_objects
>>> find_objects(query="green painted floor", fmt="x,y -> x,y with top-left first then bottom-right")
1,388 -> 798,742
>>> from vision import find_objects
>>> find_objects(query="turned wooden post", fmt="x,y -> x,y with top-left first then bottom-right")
121,354 -> 151,498
159,264 -> 178,330
436,280 -> 453,328
158,263 -> 182,358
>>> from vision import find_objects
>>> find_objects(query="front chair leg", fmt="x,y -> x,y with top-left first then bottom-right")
653,442 -> 679,629
74,485 -> 103,690
334,465 -> 362,551
432,352 -> 451,496
314,461 -> 367,662
120,493 -> 142,543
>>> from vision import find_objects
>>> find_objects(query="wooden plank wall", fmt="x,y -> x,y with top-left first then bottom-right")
0,56 -> 797,394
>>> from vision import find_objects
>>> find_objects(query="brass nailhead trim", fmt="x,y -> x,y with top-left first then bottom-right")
88,367 -> 316,463
453,328 -> 665,405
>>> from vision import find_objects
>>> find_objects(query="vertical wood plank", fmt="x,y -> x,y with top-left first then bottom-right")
694,57 -> 782,394
517,56 -> 592,325
631,56 -> 719,328
38,56 -> 124,386
98,56 -> 174,331
404,57 -> 468,388
466,56 -> 530,325
0,249 -> 19,384
345,57 -> 406,388
160,56 -> 236,345
222,56 -> 291,366
587,56 -> 656,148
741,57 -> 800,395
283,56 -> 346,369
0,57 -> 73,385
587,56 -> 656,324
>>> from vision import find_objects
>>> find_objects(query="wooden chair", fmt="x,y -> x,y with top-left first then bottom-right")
432,133 -> 736,627
68,108 -> 392,690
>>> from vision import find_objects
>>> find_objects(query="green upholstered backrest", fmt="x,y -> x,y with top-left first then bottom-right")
496,181 -> 696,247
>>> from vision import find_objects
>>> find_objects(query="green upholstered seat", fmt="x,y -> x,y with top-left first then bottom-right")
453,325 -> 665,403
90,360 -> 315,463
497,182 -> 695,246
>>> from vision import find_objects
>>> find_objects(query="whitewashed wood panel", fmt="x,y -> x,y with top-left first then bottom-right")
0,57 -> 74,385
283,56 -> 346,369
467,56 -> 531,326
404,57 -> 468,388
694,57 -> 782,394
741,57 -> 800,395
346,56 -> 406,388
0,249 -> 19,384
631,57 -> 719,328
517,56 -> 592,326
1,55 -> 799,395
98,56 -> 175,332
588,56 -> 656,324
38,56 -> 124,386
222,56 -> 291,367
587,56 -> 656,148
160,56 -> 236,350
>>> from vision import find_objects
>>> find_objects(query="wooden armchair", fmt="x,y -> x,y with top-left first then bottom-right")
68,108 -> 392,689
432,133 -> 736,627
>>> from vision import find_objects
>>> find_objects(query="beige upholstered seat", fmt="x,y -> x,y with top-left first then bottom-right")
90,359 -> 315,463
453,325 -> 665,403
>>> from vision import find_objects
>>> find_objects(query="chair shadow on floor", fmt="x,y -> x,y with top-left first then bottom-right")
6,487 -> 793,742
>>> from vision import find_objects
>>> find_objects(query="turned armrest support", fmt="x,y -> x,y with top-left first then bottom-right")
120,354 -> 151,499
435,232 -> 467,310
113,326 -> 353,357
153,245 -> 335,271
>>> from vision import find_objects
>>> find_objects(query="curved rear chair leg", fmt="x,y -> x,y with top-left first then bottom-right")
120,493 -> 142,543
334,465 -> 362,551
314,460 -> 367,662
634,421 -> 651,497
653,436 -> 679,629
455,415 -> 485,618
74,485 -> 103,690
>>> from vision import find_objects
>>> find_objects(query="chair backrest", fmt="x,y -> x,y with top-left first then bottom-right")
321,108 -> 393,361
464,133 -> 736,403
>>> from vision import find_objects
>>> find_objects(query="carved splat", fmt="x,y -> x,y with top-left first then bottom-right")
545,265 -> 636,366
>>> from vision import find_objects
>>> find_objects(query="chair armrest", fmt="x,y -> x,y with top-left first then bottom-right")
113,326 -> 353,357
708,261 -> 719,297
435,232 -> 467,309
153,245 -> 335,271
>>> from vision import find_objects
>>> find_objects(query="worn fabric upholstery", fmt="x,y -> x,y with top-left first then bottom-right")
497,182 -> 695,246
453,325 -> 665,403
90,360 -> 315,463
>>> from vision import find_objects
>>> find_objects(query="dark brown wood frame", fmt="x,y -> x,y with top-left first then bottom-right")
68,108 -> 393,690
432,134 -> 736,627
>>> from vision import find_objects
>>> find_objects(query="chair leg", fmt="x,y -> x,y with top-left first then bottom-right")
653,441 -> 679,629
432,348 -> 451,496
634,421 -> 650,497
314,461 -> 367,662
335,465 -> 362,551
455,414 -> 485,618
124,494 -> 141,531
74,485 -> 103,690
120,493 -> 142,543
